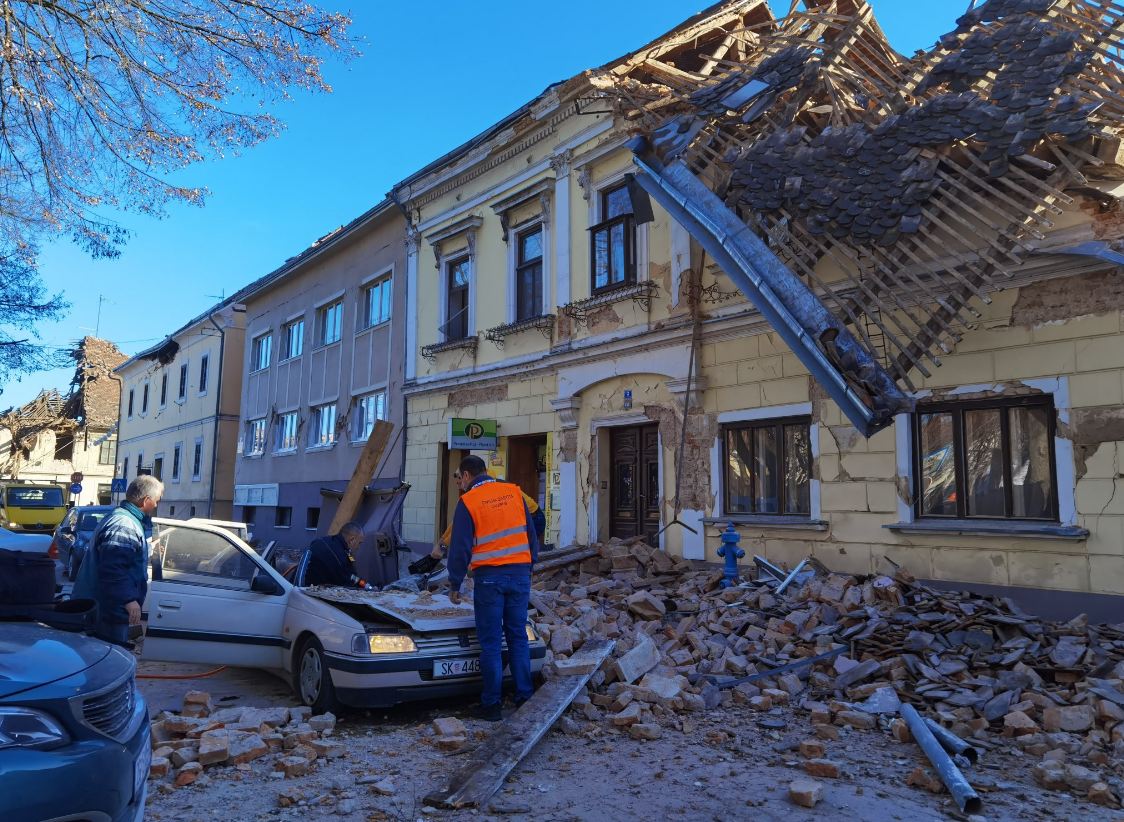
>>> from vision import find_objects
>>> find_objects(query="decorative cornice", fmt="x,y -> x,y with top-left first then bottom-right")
549,396 -> 582,430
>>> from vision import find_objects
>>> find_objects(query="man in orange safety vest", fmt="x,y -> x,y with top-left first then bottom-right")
446,455 -> 539,721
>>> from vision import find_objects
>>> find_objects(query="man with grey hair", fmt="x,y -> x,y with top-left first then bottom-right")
304,522 -> 373,589
73,475 -> 163,645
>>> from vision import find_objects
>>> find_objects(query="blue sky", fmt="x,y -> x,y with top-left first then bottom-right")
7,0 -> 970,408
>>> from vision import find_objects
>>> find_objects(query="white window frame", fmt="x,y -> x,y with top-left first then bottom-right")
506,219 -> 550,324
308,403 -> 338,449
281,316 -> 305,361
274,411 -> 300,454
361,269 -> 393,330
198,354 -> 210,396
250,332 -> 272,373
893,377 -> 1077,527
316,296 -> 344,347
245,418 -> 267,457
710,403 -> 822,522
177,361 -> 189,402
352,389 -> 387,443
153,452 -> 165,482
191,437 -> 204,482
441,253 -> 474,342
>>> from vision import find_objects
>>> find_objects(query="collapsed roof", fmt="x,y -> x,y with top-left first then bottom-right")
597,0 -> 1124,434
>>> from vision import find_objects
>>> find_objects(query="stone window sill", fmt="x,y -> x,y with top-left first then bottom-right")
885,520 -> 1089,540
703,515 -> 829,532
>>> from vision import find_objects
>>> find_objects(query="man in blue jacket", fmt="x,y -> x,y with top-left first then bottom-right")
73,475 -> 163,645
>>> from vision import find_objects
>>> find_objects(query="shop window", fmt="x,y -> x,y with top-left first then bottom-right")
723,417 -> 812,515
275,506 -> 292,528
914,396 -> 1057,521
515,226 -> 544,321
153,455 -> 164,481
590,183 -> 636,293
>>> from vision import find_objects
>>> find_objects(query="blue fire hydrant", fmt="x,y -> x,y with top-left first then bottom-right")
717,522 -> 744,588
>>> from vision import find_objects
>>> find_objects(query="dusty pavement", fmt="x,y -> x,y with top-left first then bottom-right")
137,662 -> 1121,822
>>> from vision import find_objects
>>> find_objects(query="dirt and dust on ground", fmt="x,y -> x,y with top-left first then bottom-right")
139,539 -> 1124,821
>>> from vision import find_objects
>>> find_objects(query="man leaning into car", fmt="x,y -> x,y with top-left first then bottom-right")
73,475 -> 163,646
446,455 -> 539,721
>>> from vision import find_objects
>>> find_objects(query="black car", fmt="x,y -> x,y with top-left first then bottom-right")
0,620 -> 150,822
52,505 -> 114,581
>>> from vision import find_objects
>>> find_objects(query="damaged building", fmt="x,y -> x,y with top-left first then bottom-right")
0,336 -> 125,505
396,0 -> 1124,618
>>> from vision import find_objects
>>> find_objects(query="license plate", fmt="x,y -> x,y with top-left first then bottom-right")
433,657 -> 480,678
135,729 -> 152,797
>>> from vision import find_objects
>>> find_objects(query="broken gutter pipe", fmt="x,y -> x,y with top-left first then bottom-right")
923,717 -> 980,765
775,559 -> 809,594
901,704 -> 982,814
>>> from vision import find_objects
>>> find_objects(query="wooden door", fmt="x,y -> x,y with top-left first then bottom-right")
609,425 -> 660,545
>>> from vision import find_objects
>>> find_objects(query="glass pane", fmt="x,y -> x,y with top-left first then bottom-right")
610,223 -> 626,284
616,463 -> 634,509
965,409 -> 1004,517
604,185 -> 632,218
783,424 -> 811,514
520,229 -> 542,262
1010,406 -> 1052,518
919,412 -> 956,516
155,525 -> 257,590
754,426 -> 779,513
450,258 -> 470,288
725,428 -> 753,514
646,461 -> 659,514
380,281 -> 391,322
593,227 -> 609,290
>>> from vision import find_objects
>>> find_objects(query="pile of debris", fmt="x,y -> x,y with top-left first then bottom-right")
147,691 -> 343,790
532,539 -> 1124,809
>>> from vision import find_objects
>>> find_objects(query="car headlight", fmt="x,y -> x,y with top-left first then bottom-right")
0,707 -> 69,750
351,634 -> 417,654
525,623 -> 538,642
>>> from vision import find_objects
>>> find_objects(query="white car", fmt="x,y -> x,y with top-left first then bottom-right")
142,519 -> 545,711
0,526 -> 53,554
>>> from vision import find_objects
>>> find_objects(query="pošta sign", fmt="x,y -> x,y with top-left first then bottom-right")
448,418 -> 498,450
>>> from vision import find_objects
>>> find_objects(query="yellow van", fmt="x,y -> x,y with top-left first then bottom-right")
1,481 -> 68,533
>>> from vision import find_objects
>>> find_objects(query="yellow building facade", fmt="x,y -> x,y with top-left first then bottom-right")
395,2 -> 1124,613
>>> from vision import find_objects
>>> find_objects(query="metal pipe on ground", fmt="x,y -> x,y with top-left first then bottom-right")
901,704 -> 982,814
923,717 -> 980,764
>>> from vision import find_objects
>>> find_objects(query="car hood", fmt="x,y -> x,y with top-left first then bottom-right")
0,530 -> 52,553
0,623 -> 112,699
303,587 -> 476,631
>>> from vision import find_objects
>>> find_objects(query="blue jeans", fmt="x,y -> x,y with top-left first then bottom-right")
473,568 -> 533,707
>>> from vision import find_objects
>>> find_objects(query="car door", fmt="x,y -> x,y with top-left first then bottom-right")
55,510 -> 77,563
142,520 -> 291,669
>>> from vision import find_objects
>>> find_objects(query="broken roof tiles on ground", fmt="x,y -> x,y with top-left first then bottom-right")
593,0 -> 1124,427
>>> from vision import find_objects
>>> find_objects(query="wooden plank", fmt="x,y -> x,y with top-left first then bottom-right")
326,419 -> 393,534
424,638 -> 616,810
533,547 -> 599,574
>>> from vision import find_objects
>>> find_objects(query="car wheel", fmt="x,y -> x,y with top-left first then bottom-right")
294,636 -> 337,713
66,551 -> 78,581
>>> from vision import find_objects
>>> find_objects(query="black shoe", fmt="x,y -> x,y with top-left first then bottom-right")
474,703 -> 502,722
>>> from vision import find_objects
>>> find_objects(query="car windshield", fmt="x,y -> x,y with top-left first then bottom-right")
6,487 -> 64,507
78,512 -> 108,531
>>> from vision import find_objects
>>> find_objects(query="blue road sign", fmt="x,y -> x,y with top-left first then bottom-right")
111,478 -> 127,493
70,483 -> 83,494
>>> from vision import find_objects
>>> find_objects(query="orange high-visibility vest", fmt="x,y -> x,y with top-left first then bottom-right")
461,479 -> 532,570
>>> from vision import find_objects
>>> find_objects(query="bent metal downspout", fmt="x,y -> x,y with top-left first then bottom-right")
207,309 -> 227,518
627,137 -> 913,437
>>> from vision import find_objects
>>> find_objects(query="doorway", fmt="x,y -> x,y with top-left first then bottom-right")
608,424 -> 660,545
507,434 -> 547,511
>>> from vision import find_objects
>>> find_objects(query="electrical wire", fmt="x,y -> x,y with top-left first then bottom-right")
137,665 -> 228,680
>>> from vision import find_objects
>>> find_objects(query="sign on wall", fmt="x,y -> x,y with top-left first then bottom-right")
448,418 -> 498,450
